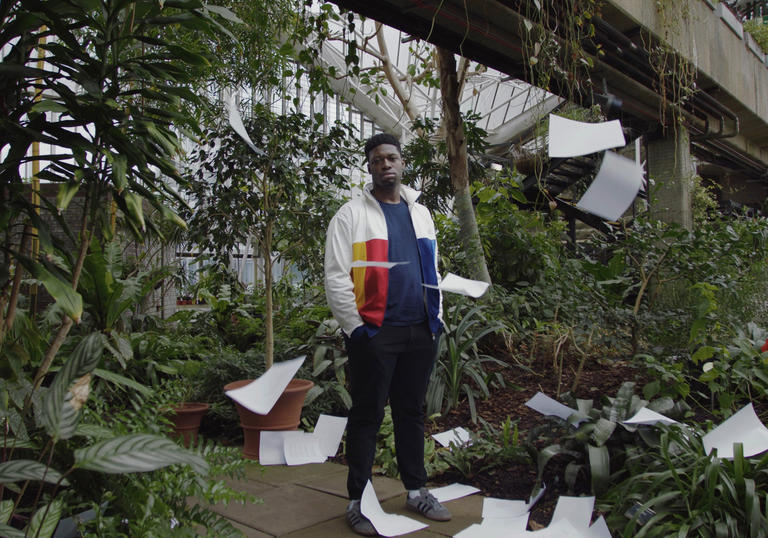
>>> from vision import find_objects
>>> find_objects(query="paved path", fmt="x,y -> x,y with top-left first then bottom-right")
206,461 -> 484,537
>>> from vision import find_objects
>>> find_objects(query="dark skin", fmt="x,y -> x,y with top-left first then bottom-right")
367,143 -> 405,204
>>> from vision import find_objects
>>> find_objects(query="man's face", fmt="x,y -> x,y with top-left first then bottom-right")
367,143 -> 405,191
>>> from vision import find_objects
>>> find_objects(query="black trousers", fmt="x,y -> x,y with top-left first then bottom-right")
345,322 -> 438,499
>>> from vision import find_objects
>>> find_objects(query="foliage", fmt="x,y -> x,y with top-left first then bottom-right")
426,301 -> 508,423
528,382 -> 689,496
437,416 -> 531,480
181,102 -> 356,367
603,426 -> 768,537
744,19 -> 768,54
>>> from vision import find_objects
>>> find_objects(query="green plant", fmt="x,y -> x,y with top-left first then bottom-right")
603,426 -> 768,536
744,19 -> 768,54
182,103 -> 356,368
530,382 -> 689,495
426,302 -> 508,423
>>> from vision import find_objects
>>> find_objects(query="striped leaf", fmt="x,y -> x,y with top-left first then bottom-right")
0,523 -> 24,538
74,434 -> 208,475
0,499 -> 13,524
27,499 -> 63,538
0,460 -> 68,486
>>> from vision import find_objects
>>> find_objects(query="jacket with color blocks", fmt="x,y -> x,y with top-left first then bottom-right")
324,182 -> 443,338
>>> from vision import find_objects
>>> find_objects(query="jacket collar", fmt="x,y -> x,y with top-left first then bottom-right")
363,182 -> 421,206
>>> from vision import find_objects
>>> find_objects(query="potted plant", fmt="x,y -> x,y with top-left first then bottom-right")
181,102 -> 356,458
161,362 -> 210,448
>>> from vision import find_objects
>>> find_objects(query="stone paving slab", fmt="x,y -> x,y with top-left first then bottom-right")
298,472 -> 405,501
228,519 -> 273,538
281,514 -> 445,538
251,461 -> 348,486
211,483 -> 347,536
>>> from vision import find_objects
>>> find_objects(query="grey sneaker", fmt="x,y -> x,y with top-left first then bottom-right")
346,501 -> 377,536
405,488 -> 452,521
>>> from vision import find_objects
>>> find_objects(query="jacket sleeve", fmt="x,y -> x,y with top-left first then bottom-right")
324,206 -> 364,337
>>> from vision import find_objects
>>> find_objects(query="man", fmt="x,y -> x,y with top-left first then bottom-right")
324,133 -> 451,536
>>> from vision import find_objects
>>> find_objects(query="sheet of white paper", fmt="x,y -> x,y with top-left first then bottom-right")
454,515 -> 529,538
550,495 -> 595,531
525,392 -> 584,425
548,114 -> 626,158
429,483 -> 480,503
575,152 -> 644,221
528,482 -> 547,511
227,93 -> 263,155
423,272 -> 490,298
360,480 -> 428,537
482,497 -> 528,519
225,356 -> 305,415
258,431 -> 291,465
623,407 -> 678,426
585,515 -> 613,538
703,403 -> 768,458
431,426 -> 471,447
350,260 -> 409,269
313,414 -> 347,457
534,517 -> 583,537
283,431 -> 327,466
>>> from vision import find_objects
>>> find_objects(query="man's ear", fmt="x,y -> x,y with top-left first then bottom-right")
367,162 -> 372,174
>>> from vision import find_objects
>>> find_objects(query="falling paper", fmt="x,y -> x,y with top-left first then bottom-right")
313,414 -> 347,457
429,483 -> 480,503
225,356 -> 305,415
283,431 -> 327,466
360,480 -> 427,537
431,427 -> 471,448
525,392 -> 586,425
548,114 -> 626,158
423,273 -> 489,298
550,495 -> 595,532
575,151 -> 645,221
227,93 -> 263,155
702,403 -> 768,459
350,260 -> 410,269
259,431 -> 292,465
623,407 -> 678,426
482,497 -> 528,519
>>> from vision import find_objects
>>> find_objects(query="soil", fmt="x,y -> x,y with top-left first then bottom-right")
421,339 -> 653,529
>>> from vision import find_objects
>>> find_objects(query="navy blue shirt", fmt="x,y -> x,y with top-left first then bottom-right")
378,199 -> 426,326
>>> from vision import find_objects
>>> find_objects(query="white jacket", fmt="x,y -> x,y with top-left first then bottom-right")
324,183 -> 443,337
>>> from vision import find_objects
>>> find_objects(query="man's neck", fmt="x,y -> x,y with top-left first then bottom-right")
371,186 -> 401,204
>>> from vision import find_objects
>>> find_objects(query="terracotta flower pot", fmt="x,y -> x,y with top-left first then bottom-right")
223,378 -> 314,460
169,402 -> 210,448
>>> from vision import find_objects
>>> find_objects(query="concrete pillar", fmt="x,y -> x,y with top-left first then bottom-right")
647,127 -> 694,229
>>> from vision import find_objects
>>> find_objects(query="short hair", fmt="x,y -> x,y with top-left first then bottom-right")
364,133 -> 401,162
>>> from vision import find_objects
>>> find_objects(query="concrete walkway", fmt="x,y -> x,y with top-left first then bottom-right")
207,461 -> 484,537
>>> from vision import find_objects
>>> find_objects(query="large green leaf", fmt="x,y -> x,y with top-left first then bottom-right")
0,499 -> 13,524
74,434 -> 208,475
42,333 -> 105,440
0,460 -> 68,486
587,444 -> 610,494
0,523 -> 24,538
92,368 -> 153,397
27,499 -> 63,538
36,267 -> 82,322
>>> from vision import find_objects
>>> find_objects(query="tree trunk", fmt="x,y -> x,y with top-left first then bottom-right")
436,46 -> 491,284
263,220 -> 274,369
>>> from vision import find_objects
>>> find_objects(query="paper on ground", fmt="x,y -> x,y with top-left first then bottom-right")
423,272 -> 489,298
482,497 -> 528,519
225,356 -> 305,415
428,483 -> 479,503
585,515 -> 613,538
575,152 -> 645,222
525,392 -> 585,425
314,414 -> 347,457
283,431 -> 327,465
548,114 -> 626,158
623,407 -> 678,426
703,403 -> 768,458
431,426 -> 471,448
454,515 -> 528,537
350,260 -> 410,269
550,495 -> 595,531
360,480 -> 427,537
259,431 -> 292,465
227,93 -> 263,155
